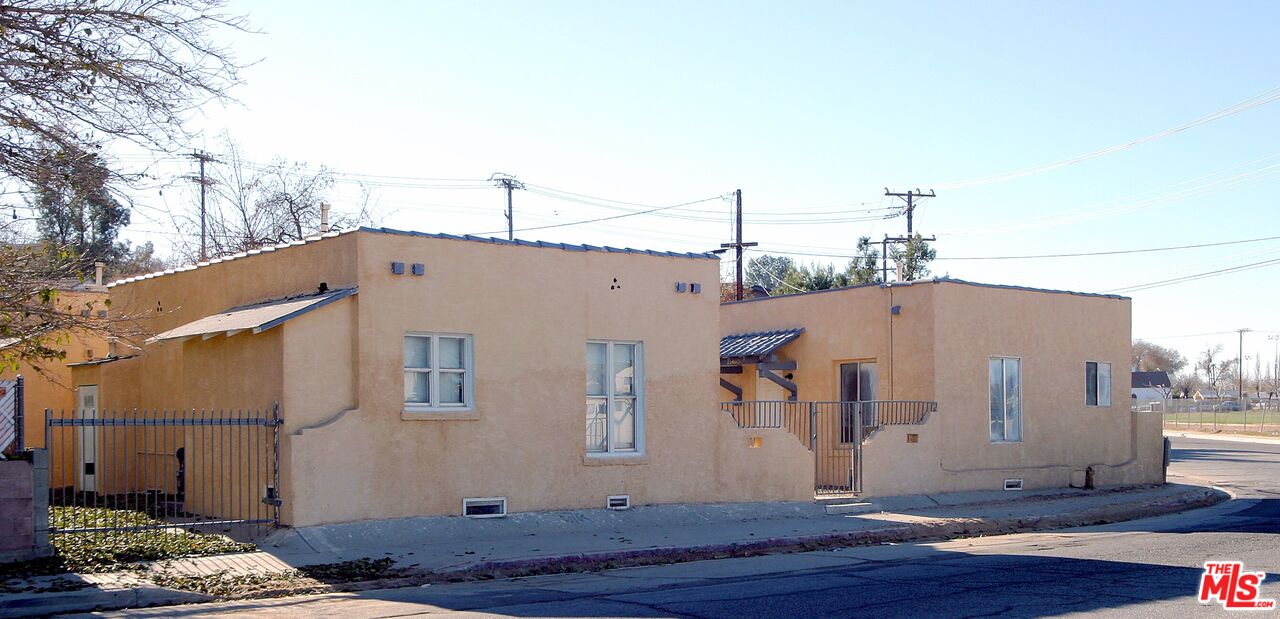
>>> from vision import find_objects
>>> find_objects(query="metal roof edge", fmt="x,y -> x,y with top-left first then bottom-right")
722,277 -> 1130,305
253,287 -> 358,334
896,276 -> 1131,301
359,227 -> 720,260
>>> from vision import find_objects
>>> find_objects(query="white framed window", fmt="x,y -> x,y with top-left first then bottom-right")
404,333 -> 474,411
1085,361 -> 1112,407
586,341 -> 643,454
989,357 -> 1022,443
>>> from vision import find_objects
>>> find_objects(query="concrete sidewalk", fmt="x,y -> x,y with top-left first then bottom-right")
0,483 -> 1227,618
1164,429 -> 1280,445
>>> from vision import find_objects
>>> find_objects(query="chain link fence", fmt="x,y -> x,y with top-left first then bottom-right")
1149,398 -> 1280,436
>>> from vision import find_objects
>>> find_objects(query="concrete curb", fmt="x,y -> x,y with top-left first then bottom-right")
438,485 -> 1229,579
0,584 -> 209,619
0,484 -> 1229,618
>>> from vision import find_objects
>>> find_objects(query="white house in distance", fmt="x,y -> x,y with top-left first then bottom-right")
1132,371 -> 1171,403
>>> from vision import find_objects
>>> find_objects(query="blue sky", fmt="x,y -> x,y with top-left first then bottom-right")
112,1 -> 1280,372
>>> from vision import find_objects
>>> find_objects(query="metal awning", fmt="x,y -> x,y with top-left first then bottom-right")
150,287 -> 356,343
720,328 -> 804,363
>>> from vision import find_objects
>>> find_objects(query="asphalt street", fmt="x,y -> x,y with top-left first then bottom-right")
87,436 -> 1280,618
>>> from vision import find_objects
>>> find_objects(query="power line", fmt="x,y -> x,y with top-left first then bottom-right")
1102,256 -> 1280,294
743,233 -> 1280,261
466,194 -> 728,235
932,85 -> 1280,189
522,186 -> 897,224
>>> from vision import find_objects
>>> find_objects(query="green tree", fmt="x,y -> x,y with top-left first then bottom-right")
745,254 -> 796,292
887,234 -> 937,281
843,236 -> 884,285
782,263 -> 847,292
31,149 -> 130,275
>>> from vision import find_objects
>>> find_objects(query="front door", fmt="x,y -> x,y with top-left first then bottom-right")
839,362 -> 877,442
75,385 -> 98,493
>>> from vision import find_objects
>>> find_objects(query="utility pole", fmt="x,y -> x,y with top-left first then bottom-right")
884,188 -> 936,236
879,188 -> 937,283
720,189 -> 757,301
1238,328 -> 1251,400
489,173 -> 524,240
186,151 -> 216,261
881,234 -> 937,283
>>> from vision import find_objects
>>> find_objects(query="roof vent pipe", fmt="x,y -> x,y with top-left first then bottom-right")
320,202 -> 331,233
94,262 -> 105,286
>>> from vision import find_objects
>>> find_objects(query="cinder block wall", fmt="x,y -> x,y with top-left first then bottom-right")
0,451 -> 50,562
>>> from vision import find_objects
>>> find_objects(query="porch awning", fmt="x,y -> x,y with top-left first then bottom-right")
720,328 -> 804,363
150,287 -> 356,343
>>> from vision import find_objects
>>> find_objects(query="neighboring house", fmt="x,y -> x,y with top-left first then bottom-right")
719,279 -> 1164,497
1192,389 -> 1232,400
22,227 -> 1164,529
0,282 -> 108,464
1131,371 -> 1172,403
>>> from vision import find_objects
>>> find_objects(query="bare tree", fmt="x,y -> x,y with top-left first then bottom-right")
0,1 -> 245,191
168,136 -> 376,260
0,0 -> 244,368
0,229 -> 143,372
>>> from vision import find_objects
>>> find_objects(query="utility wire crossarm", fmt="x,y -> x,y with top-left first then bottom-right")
489,173 -> 525,240
720,189 -> 758,301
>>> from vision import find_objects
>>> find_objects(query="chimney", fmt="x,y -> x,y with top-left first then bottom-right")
320,202 -> 331,233
94,262 -> 105,286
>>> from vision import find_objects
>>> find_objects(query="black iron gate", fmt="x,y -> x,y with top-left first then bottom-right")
45,404 -> 282,540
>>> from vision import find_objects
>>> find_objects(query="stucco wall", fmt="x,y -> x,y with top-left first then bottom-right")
68,231 -> 811,526
721,279 -> 1160,498
59,234 -> 356,511
927,281 -> 1157,493
282,231 -> 811,526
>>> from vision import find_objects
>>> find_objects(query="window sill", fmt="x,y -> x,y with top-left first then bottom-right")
582,453 -> 648,466
402,408 -> 479,421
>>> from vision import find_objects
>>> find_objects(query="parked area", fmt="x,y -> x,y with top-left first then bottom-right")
3,227 -> 1165,538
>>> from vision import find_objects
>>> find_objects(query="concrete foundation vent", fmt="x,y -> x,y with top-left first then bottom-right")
1003,478 -> 1024,491
462,497 -> 507,518
606,495 -> 631,510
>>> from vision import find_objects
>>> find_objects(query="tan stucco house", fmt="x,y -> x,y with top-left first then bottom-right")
719,281 -> 1164,497
30,227 -> 1162,528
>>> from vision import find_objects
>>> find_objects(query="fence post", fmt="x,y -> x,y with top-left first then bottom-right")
14,376 -> 23,452
808,402 -> 817,450
270,402 -> 283,527
30,448 -> 50,556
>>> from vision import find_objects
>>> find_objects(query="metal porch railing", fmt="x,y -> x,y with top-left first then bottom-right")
719,400 -> 937,495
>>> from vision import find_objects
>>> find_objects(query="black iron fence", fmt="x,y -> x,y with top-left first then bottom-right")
44,404 -> 282,544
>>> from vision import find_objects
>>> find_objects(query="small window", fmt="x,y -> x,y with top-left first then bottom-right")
1085,362 -> 1112,407
405,333 -> 473,411
586,341 -> 643,454
989,357 -> 1022,443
